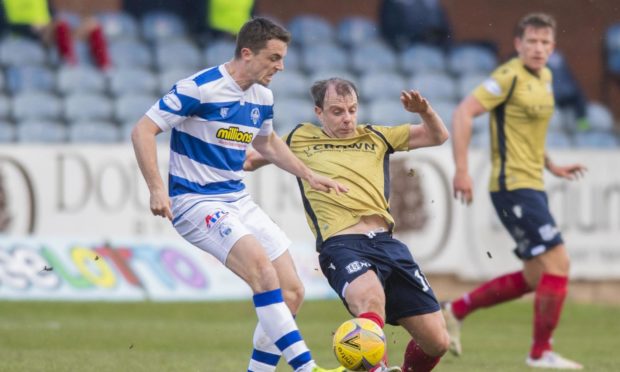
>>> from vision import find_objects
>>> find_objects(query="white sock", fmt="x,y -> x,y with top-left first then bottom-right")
247,322 -> 281,372
253,289 -> 315,371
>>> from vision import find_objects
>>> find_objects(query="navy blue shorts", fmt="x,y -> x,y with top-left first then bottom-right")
490,189 -> 563,260
318,232 -> 439,325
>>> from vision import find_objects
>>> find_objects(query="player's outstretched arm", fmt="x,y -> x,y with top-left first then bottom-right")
131,115 -> 172,220
544,154 -> 588,180
402,90 -> 449,150
251,132 -> 349,194
452,95 -> 487,205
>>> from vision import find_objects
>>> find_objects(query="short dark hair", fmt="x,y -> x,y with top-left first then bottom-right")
310,78 -> 359,109
234,17 -> 291,58
515,13 -> 556,38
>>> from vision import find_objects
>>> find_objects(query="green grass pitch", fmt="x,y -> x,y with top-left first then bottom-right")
0,300 -> 618,371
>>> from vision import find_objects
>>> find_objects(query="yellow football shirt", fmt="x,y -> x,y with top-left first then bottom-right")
284,123 -> 410,248
473,58 -> 555,191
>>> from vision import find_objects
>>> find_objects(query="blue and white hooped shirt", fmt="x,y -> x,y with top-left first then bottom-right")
146,64 -> 274,215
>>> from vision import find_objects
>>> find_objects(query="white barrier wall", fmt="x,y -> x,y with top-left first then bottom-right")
0,145 -> 618,300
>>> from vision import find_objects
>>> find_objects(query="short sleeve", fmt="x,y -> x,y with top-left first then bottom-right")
472,66 -> 517,111
146,79 -> 202,131
369,124 -> 410,152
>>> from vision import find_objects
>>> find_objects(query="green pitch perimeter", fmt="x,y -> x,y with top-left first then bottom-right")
0,300 -> 617,371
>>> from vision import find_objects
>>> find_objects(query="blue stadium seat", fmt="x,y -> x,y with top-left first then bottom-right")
0,122 -> 15,142
97,11 -> 140,41
301,43 -> 348,74
203,40 -> 236,66
154,38 -> 201,70
0,37 -> 47,66
308,70 -> 357,87
273,98 -> 316,133
68,121 -> 120,143
350,41 -> 398,74
409,72 -> 456,102
282,45 -> 301,71
0,95 -> 10,120
573,131 -> 619,148
448,44 -> 497,76
470,130 -> 490,148
114,94 -> 157,123
119,121 -> 171,143
57,65 -> 106,94
158,68 -> 196,93
546,130 -> 573,148
109,39 -> 152,69
5,65 -> 55,94
288,15 -> 334,46
605,23 -> 620,52
432,101 -> 457,131
586,102 -> 615,131
359,72 -> 407,103
270,70 -> 309,101
337,16 -> 379,48
472,112 -> 490,134
12,92 -> 63,121
16,120 -> 67,143
399,44 -> 446,75
456,73 -> 487,100
140,10 -> 186,42
368,100 -> 420,125
109,67 -> 158,96
64,93 -> 113,122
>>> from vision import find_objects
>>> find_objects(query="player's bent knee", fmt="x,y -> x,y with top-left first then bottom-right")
282,284 -> 305,311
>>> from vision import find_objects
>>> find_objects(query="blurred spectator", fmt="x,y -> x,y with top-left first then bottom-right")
547,51 -> 590,131
123,0 -> 207,35
206,0 -> 255,38
379,0 -> 452,50
0,0 -> 111,70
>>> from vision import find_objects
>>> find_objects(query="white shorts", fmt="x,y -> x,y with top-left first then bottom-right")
172,196 -> 291,264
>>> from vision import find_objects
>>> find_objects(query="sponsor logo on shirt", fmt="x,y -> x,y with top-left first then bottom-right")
216,126 -> 254,143
303,142 -> 377,157
345,260 -> 371,274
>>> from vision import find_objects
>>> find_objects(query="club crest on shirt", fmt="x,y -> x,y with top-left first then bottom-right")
162,89 -> 182,111
251,107 -> 260,125
220,107 -> 229,118
205,209 -> 228,228
483,78 -> 502,96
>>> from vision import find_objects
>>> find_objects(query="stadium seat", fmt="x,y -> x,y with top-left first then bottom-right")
282,45 -> 301,71
57,65 -> 106,94
12,92 -> 63,121
120,121 -> 171,143
350,41 -> 398,74
546,130 -> 573,148
586,102 -> 615,131
470,130 -> 490,148
573,131 -> 619,148
472,112 -> 490,133
301,43 -> 348,74
0,95 -> 10,120
368,100 -> 421,125
359,72 -> 407,103
109,67 -> 158,96
0,37 -> 47,66
158,68 -> 196,93
273,98 -> 316,132
456,73 -> 487,100
68,121 -> 120,143
0,122 -> 15,142
409,73 -> 457,102
605,23 -> 620,53
97,11 -> 140,41
288,15 -> 334,46
270,70 -> 309,101
432,101 -> 457,131
64,93 -> 114,122
447,44 -> 497,76
16,120 -> 67,143
114,94 -> 158,123
308,70 -> 357,87
140,10 -> 186,42
203,40 -> 236,66
154,38 -> 201,70
5,65 -> 55,94
109,38 -> 152,69
337,16 -> 379,48
399,44 -> 447,75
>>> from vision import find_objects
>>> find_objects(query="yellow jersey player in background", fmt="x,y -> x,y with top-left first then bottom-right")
245,78 -> 450,372
443,12 -> 586,370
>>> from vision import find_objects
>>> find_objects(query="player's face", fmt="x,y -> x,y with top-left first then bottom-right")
316,86 -> 358,139
515,25 -> 555,73
245,39 -> 287,86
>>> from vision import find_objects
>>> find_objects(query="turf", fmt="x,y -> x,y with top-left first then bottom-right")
0,300 -> 617,371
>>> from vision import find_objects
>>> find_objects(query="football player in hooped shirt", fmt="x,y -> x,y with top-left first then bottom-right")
444,13 -> 586,370
245,78 -> 451,372
131,17 -> 347,372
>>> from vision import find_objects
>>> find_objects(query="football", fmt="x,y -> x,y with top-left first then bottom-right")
332,318 -> 386,371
